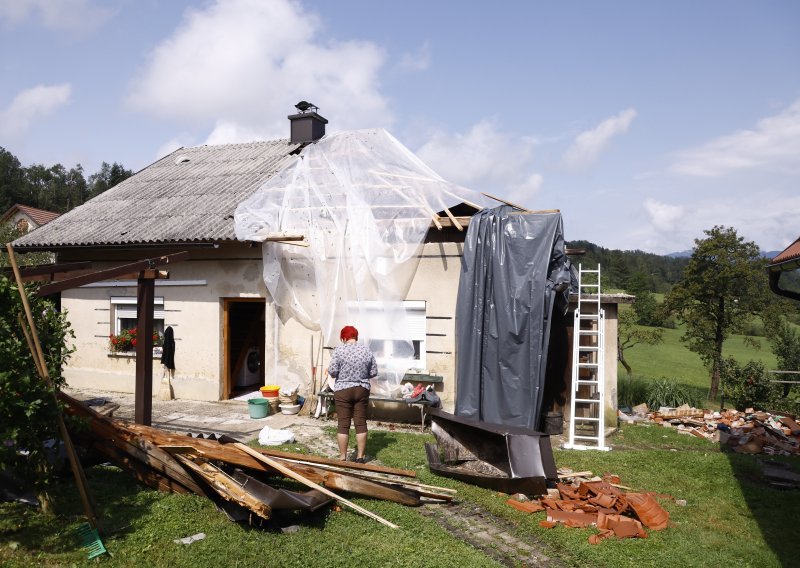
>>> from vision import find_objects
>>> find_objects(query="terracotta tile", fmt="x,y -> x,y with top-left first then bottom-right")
506,498 -> 545,514
626,493 -> 669,530
539,520 -> 557,529
547,510 -> 598,528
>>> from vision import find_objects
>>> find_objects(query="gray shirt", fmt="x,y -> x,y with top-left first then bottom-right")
328,343 -> 378,391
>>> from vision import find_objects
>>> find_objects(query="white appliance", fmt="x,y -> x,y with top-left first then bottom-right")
236,347 -> 261,387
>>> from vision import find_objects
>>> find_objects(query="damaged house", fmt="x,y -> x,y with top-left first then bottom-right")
12,106 -> 625,432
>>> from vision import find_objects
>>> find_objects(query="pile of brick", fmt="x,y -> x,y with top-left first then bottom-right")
648,405 -> 800,456
506,472 -> 671,544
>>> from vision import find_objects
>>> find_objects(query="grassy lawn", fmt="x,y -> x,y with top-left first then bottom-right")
620,324 -> 778,400
2,425 -> 797,567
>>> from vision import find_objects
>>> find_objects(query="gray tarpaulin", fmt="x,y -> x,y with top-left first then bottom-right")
455,206 -> 572,430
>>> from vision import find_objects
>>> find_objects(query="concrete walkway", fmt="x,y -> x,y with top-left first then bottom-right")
65,388 -> 426,458
67,388 -> 326,442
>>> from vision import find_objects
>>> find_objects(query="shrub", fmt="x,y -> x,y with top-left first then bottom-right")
719,358 -> 780,411
0,272 -> 74,510
646,378 -> 698,409
618,375 -> 649,408
742,319 -> 765,337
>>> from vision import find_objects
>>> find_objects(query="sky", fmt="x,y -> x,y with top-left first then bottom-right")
1,0 -> 799,254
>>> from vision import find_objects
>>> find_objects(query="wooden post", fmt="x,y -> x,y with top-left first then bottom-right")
135,272 -> 156,425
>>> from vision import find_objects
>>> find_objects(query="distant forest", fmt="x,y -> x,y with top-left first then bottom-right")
0,146 -> 132,215
565,240 -> 689,294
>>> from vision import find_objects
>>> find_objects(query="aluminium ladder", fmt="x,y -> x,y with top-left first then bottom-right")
563,264 -> 610,451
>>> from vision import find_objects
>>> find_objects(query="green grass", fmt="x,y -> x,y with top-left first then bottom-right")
620,325 -> 778,398
3,426 -> 797,567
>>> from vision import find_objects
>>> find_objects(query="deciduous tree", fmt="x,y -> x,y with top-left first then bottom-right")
665,226 -> 766,399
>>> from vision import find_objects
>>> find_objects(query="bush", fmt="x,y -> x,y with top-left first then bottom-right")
646,378 -> 698,409
719,358 -> 779,411
0,272 -> 74,509
618,375 -> 649,408
742,319 -> 765,337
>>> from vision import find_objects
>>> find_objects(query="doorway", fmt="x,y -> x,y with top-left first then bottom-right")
223,298 -> 266,399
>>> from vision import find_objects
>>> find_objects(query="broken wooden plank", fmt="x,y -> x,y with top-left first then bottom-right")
175,455 -> 272,520
233,442 -> 399,529
90,439 -> 191,495
481,192 -> 530,211
35,251 -> 190,296
60,394 -> 423,505
442,207 -> 463,231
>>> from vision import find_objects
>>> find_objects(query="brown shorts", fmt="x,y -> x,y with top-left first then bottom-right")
334,386 -> 369,434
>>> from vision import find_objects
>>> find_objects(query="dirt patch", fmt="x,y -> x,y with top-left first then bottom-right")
419,501 -> 570,567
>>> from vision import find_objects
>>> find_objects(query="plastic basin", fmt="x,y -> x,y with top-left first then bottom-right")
260,385 -> 280,398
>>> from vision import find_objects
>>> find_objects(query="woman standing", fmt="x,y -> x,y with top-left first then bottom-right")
327,325 -> 378,462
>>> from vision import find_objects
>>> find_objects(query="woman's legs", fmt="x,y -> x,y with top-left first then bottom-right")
334,386 -> 370,460
334,388 -> 355,460
352,387 -> 370,460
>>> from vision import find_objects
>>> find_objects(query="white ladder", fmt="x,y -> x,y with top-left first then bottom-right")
563,264 -> 610,451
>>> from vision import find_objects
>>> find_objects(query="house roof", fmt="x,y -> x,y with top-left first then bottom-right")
770,237 -> 800,268
12,140 -> 301,250
1,204 -> 61,226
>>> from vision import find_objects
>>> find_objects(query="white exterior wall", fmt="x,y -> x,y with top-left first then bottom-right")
268,241 -> 464,412
63,252 -> 266,401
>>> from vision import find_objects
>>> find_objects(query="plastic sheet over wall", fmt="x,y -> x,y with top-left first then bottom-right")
455,207 -> 572,430
234,129 -> 489,391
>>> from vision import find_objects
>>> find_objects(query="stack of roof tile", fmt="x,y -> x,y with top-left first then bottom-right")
506,472 -> 670,544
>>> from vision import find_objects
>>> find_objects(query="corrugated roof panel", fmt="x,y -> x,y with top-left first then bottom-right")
13,140 -> 301,248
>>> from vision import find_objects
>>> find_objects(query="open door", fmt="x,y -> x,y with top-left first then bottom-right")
223,298 -> 266,399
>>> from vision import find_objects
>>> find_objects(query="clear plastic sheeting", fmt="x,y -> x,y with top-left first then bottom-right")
234,129 -> 490,393
455,206 -> 572,430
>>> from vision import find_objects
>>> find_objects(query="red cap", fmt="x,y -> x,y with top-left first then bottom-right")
340,325 -> 359,342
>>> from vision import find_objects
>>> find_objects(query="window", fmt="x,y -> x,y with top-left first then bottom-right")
111,296 -> 165,336
353,300 -> 426,372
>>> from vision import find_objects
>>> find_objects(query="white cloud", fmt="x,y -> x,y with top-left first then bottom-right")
670,98 -> 800,177
0,84 -> 71,137
561,108 -> 637,170
397,42 -> 431,72
126,0 -> 391,143
632,192 -> 800,254
643,199 -> 684,232
0,0 -> 113,34
415,119 -> 543,206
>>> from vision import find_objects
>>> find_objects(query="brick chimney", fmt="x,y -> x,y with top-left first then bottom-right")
288,101 -> 328,144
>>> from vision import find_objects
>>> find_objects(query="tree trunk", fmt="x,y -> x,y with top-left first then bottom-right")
709,304 -> 725,400
710,358 -> 721,400
618,345 -> 632,375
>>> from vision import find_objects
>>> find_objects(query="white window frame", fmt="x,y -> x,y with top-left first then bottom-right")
110,296 -> 165,335
351,300 -> 427,371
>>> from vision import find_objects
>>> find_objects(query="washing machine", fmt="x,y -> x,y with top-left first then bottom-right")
236,347 -> 261,387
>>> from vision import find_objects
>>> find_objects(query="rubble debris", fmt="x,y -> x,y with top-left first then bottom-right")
618,404 -> 800,457
507,469 -> 672,543
58,392 -> 455,529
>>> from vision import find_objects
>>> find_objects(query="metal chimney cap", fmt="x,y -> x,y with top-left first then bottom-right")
294,100 -> 318,113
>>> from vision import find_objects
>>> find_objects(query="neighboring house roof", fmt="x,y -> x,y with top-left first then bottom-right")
770,237 -> 800,267
1,204 -> 61,227
13,140 -> 301,249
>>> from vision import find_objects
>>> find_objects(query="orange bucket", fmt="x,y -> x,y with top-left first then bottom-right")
260,385 -> 280,398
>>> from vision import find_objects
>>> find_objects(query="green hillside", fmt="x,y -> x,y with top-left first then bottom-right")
619,325 -> 778,392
